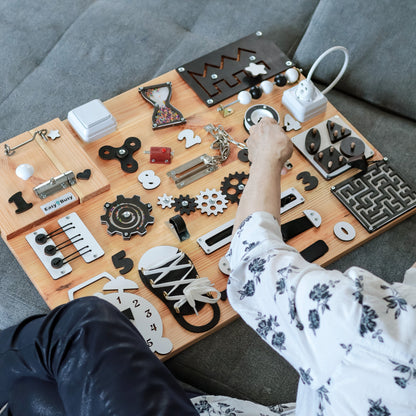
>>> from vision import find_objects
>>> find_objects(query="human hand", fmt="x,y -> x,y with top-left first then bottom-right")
247,117 -> 293,167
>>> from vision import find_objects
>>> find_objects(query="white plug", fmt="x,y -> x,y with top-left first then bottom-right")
282,46 -> 349,122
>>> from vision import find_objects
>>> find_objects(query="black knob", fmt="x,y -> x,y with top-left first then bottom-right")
249,86 -> 262,99
274,74 -> 287,87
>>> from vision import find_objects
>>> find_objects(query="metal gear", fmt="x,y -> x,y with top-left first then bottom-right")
157,193 -> 174,209
173,195 -> 197,215
220,171 -> 249,204
196,188 -> 228,215
101,195 -> 154,240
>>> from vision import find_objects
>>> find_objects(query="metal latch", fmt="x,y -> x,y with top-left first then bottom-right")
33,171 -> 77,199
167,154 -> 217,189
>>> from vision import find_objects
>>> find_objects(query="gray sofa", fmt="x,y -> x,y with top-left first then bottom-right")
1,0 -> 415,406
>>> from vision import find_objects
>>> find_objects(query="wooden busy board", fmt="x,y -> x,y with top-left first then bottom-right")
1,68 -> 415,359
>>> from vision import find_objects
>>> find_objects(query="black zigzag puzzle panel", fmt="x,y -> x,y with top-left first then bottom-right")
176,32 -> 290,106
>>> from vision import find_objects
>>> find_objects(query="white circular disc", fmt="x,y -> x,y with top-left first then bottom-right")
333,221 -> 356,241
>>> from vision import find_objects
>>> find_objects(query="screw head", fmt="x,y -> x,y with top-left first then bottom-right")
118,148 -> 126,155
238,184 -> 245,190
181,200 -> 189,207
178,67 -> 185,72
286,60 -> 294,66
249,55 -> 256,61
206,99 -> 214,105
211,74 -> 218,80
256,31 -> 263,36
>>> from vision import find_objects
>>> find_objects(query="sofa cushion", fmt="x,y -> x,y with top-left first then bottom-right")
293,0 -> 416,121
154,0 -> 321,76
0,0 -> 94,106
0,0 -> 320,141
166,317 -> 300,406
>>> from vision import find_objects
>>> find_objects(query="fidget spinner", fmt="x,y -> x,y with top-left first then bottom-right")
139,82 -> 186,129
173,195 -> 197,215
195,188 -> 228,215
99,137 -> 141,173
101,195 -> 154,240
220,171 -> 249,204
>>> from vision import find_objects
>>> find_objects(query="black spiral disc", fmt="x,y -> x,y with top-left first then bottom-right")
101,195 -> 154,240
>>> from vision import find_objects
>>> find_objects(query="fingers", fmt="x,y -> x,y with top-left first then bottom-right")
246,116 -> 293,166
248,117 -> 277,134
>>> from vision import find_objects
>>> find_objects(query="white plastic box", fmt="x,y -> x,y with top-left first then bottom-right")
282,85 -> 328,122
68,99 -> 117,143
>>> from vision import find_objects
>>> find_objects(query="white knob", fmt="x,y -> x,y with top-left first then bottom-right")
15,163 -> 34,180
260,80 -> 273,94
285,67 -> 300,83
237,90 -> 252,105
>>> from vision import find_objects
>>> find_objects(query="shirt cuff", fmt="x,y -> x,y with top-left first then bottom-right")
226,211 -> 296,270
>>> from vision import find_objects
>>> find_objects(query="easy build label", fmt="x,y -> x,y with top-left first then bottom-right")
40,192 -> 75,215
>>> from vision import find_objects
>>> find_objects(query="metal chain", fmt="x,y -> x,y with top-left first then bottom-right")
204,124 -> 246,166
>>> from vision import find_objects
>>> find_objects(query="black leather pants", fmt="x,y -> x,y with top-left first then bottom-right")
0,297 -> 198,415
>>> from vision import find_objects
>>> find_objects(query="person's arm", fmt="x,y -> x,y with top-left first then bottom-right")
227,117 -> 361,388
233,117 -> 293,233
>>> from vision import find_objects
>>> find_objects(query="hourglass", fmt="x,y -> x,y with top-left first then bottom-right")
139,82 -> 186,129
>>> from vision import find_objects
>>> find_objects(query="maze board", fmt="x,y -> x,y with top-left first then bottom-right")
331,159 -> 416,232
176,32 -> 290,106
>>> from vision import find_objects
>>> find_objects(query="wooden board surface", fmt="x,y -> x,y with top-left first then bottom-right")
1,119 -> 110,240
2,69 -> 415,360
0,130 -> 80,239
31,118 -> 110,203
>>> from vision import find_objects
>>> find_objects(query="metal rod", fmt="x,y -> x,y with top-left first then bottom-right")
4,129 -> 47,156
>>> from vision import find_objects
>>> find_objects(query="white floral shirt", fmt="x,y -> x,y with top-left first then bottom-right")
191,212 -> 416,416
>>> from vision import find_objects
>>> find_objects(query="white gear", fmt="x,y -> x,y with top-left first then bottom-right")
196,188 -> 228,216
157,193 -> 174,209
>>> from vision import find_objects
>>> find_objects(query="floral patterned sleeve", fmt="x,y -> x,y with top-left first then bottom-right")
226,211 -> 361,389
